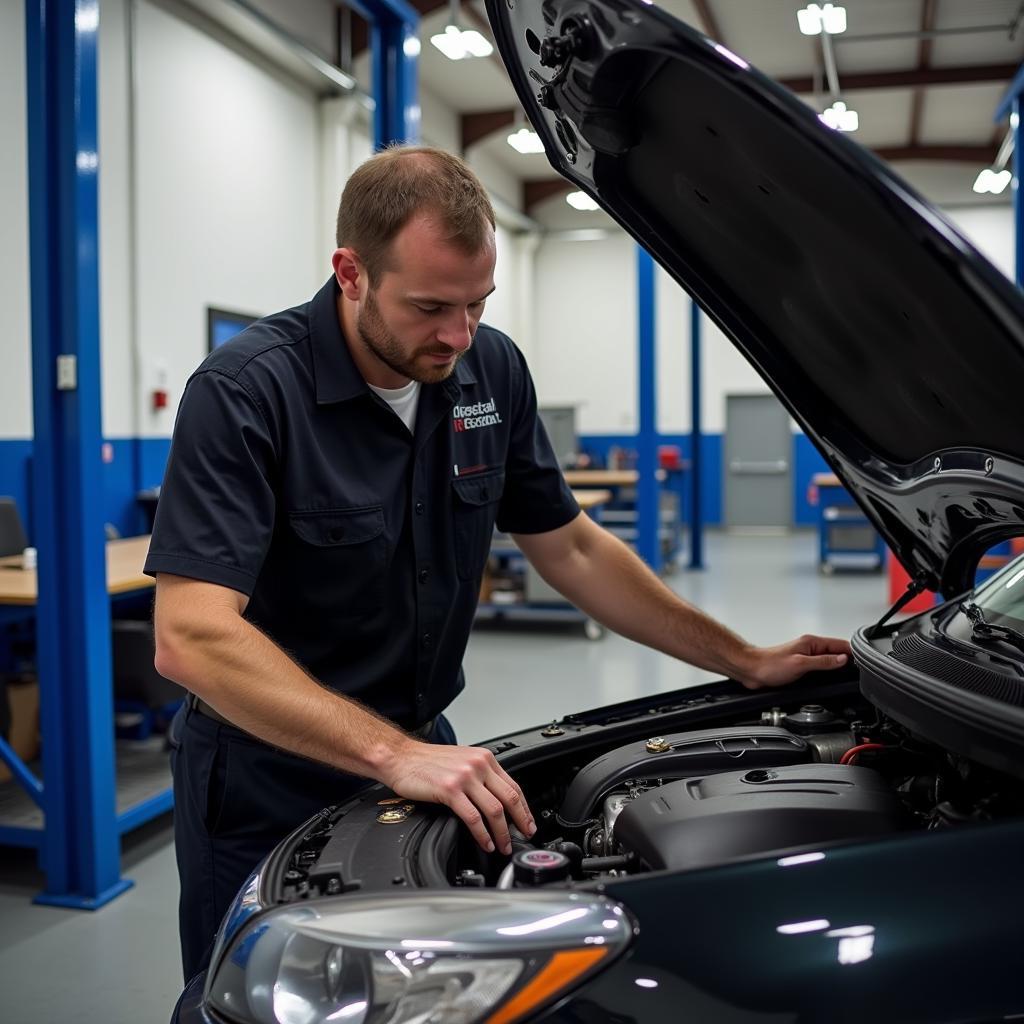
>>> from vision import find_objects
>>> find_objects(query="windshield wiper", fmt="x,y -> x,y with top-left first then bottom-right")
960,601 -> 1024,655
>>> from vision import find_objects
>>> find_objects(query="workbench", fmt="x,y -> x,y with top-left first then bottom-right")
0,535 -> 154,603
476,489 -> 612,638
0,536 -> 172,866
564,468 -> 683,567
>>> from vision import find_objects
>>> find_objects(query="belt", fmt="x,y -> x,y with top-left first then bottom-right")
188,692 -> 437,739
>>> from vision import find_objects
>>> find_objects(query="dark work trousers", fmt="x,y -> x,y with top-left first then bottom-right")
170,703 -> 457,984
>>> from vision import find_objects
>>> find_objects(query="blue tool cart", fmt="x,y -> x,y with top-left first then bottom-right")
809,473 -> 885,573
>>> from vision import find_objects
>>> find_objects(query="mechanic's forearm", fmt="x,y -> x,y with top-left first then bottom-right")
156,611 -> 408,779
539,521 -> 757,679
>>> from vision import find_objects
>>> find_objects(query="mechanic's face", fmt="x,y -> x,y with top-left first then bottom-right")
350,213 -> 496,387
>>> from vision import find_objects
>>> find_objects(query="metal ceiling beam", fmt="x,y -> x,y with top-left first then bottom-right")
908,0 -> 937,146
462,108 -> 517,150
780,62 -> 1018,94
524,179 -> 573,211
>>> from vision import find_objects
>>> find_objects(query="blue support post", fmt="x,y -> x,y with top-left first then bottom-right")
363,0 -> 420,148
689,300 -> 704,570
24,0 -> 132,909
636,246 -> 660,571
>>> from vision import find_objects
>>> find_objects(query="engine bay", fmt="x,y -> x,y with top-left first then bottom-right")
269,679 -> 1024,903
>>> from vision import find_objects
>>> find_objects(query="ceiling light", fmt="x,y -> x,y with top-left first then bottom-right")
973,168 -> 1012,195
797,3 -> 847,36
819,100 -> 858,132
403,36 -> 422,58
429,23 -> 493,60
507,127 -> 545,154
566,191 -> 601,211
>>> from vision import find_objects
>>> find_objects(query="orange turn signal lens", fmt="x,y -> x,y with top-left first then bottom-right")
485,947 -> 610,1024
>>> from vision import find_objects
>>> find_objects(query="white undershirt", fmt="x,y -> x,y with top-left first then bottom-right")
367,379 -> 422,434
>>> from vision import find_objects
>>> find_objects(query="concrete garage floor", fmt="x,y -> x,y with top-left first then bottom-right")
0,531 -> 886,1023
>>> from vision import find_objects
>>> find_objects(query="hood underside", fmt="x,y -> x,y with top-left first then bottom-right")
486,0 -> 1024,596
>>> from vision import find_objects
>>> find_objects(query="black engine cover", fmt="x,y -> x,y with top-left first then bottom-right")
613,764 -> 905,871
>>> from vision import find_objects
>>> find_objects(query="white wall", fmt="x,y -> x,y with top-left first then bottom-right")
0,0 -> 33,438
532,232 -> 638,433
133,0 -> 323,436
943,204 -> 1013,281
99,0 -> 136,438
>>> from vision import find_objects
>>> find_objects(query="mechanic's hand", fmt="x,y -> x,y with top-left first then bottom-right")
382,741 -> 536,855
737,634 -> 851,690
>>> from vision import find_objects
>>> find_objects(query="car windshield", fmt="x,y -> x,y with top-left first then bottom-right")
970,553 -> 1024,630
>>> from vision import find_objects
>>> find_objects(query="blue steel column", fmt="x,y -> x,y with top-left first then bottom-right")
24,0 -> 131,908
688,299 -> 704,570
636,246 -> 660,571
365,0 -> 420,147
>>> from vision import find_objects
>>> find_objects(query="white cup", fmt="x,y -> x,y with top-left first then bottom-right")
22,547 -> 37,571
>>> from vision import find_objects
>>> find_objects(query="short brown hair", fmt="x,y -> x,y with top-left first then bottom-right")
336,145 -> 496,285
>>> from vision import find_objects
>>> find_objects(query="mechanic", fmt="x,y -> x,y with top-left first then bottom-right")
147,145 -> 852,981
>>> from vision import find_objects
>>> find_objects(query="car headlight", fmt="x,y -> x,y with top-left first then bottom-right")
206,890 -> 632,1024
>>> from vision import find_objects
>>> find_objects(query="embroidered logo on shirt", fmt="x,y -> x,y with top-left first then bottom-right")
453,398 -> 502,433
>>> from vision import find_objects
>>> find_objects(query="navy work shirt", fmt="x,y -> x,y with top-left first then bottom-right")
144,278 -> 580,730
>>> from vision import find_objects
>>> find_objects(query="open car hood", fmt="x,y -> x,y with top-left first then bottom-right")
485,0 -> 1024,597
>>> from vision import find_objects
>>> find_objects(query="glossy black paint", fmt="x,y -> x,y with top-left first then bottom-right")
540,820 -> 1024,1023
485,0 -> 1024,596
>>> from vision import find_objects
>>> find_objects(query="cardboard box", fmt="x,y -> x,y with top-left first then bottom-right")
0,676 -> 40,784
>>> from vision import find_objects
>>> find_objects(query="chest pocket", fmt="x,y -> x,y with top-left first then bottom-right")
287,506 -> 386,616
451,470 -> 505,582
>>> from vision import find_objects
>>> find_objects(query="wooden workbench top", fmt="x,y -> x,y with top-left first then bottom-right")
572,488 -> 612,510
0,535 -> 153,606
564,469 -> 674,486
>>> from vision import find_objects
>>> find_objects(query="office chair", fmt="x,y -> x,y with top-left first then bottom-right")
0,498 -> 28,558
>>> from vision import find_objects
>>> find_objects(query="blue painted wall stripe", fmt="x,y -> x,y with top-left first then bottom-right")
0,437 -> 171,542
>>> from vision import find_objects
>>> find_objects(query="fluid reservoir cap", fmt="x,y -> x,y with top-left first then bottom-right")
743,769 -> 772,784
513,849 -> 571,886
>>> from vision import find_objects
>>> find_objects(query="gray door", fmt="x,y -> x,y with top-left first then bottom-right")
724,394 -> 792,530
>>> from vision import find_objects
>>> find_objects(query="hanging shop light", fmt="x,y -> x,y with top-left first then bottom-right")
819,100 -> 858,132
430,0 -> 493,60
797,3 -> 847,36
507,126 -> 545,154
973,168 -> 1012,195
566,191 -> 601,211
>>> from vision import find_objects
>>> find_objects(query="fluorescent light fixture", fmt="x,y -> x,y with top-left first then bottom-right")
819,100 -> 858,132
430,23 -> 493,60
566,191 -> 601,211
507,127 -> 545,154
973,168 -> 1012,195
797,3 -> 847,35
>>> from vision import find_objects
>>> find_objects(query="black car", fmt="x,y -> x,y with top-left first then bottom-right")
173,1 -> 1024,1021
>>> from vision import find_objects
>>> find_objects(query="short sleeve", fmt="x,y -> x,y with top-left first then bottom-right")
144,370 -> 277,595
494,342 -> 580,535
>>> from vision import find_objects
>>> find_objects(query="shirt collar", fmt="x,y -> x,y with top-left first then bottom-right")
309,276 -> 477,405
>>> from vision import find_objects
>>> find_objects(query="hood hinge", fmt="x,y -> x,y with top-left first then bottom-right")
867,575 -> 933,638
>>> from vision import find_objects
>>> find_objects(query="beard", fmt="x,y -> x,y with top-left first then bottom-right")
356,289 -> 463,385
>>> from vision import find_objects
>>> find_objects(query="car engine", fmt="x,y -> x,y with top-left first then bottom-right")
271,687 -> 1024,903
